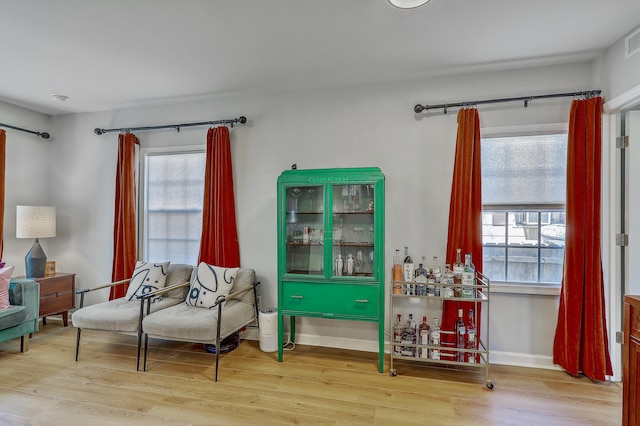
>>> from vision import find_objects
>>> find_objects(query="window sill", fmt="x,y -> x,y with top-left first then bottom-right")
490,282 -> 561,296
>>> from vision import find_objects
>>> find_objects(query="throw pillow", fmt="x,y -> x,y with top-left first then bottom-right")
186,262 -> 239,309
124,261 -> 170,302
0,265 -> 16,309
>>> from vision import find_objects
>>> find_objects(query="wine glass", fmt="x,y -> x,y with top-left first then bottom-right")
289,187 -> 302,211
305,187 -> 316,212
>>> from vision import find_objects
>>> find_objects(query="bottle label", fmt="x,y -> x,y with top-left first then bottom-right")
403,263 -> 414,282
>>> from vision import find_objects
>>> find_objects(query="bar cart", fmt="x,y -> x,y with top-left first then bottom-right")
389,271 -> 494,389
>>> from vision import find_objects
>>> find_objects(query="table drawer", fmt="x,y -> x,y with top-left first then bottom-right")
282,282 -> 379,318
630,303 -> 640,340
40,292 -> 74,316
39,276 -> 73,296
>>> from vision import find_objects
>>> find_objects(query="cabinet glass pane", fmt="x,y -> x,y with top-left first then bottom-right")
331,184 -> 376,277
285,185 -> 324,275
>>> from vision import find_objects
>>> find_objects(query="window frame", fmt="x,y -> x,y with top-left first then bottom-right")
138,144 -> 206,264
480,123 -> 568,295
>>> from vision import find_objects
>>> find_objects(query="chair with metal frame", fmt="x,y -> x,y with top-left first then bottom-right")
140,267 -> 260,381
72,264 -> 193,370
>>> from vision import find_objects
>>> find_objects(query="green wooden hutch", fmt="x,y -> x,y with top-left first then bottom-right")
276,167 -> 385,372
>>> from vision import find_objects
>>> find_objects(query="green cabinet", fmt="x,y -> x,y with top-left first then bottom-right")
277,167 -> 385,372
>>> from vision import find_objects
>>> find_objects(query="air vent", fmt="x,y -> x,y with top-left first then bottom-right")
626,27 -> 640,59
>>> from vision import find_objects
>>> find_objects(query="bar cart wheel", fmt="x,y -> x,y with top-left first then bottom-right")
486,379 -> 494,389
389,369 -> 397,377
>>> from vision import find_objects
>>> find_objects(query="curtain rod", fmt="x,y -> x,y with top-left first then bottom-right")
94,116 -> 247,135
0,122 -> 50,139
414,90 -> 601,114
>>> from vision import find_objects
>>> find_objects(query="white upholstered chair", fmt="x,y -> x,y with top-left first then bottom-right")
141,267 -> 259,381
72,264 -> 193,370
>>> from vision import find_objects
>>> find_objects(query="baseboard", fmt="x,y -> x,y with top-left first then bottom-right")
241,330 -> 567,371
487,351 -> 560,370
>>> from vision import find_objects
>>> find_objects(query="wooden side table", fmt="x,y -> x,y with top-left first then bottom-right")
33,273 -> 76,327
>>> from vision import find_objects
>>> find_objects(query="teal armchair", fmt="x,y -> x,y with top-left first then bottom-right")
0,278 -> 40,352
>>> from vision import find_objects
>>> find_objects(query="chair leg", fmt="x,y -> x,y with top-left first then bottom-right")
215,303 -> 222,381
20,334 -> 29,352
75,328 -> 81,361
143,333 -> 150,371
136,330 -> 142,371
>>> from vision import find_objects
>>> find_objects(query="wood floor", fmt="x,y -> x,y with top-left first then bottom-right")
0,319 -> 622,426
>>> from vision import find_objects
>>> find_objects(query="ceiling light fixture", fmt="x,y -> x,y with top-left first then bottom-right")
50,93 -> 69,102
388,0 -> 431,9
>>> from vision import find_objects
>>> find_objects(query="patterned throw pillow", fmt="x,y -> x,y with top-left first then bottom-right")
124,261 -> 170,302
0,265 -> 15,309
185,262 -> 239,309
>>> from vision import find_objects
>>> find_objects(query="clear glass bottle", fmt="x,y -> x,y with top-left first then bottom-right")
430,317 -> 441,360
414,257 -> 428,296
453,248 -> 464,297
393,314 -> 403,355
455,309 -> 466,362
346,253 -> 354,276
403,247 -> 414,283
392,249 -> 403,294
419,316 -> 430,359
461,253 -> 475,298
442,264 -> 454,298
335,254 -> 344,276
465,309 -> 476,363
401,313 -> 417,357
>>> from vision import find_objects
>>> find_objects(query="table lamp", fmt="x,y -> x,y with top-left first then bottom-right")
16,205 -> 56,278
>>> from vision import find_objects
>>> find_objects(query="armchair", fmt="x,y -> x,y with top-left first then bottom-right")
72,264 -> 193,369
0,279 -> 40,352
141,267 -> 260,381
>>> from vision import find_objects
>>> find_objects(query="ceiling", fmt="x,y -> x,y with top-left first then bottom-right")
1,0 -> 639,116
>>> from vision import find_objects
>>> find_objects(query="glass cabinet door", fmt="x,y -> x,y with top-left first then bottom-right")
285,185 -> 324,275
331,184 -> 375,277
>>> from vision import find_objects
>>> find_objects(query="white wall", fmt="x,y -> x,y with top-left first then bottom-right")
1,102 -> 52,274
6,61 -> 595,367
598,25 -> 640,102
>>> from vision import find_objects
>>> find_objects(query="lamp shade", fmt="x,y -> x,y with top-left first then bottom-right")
16,206 -> 56,238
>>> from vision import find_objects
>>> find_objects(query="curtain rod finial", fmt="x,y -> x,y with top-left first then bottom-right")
414,104 -> 424,113
94,128 -> 104,135
238,116 -> 247,124
39,132 -> 50,140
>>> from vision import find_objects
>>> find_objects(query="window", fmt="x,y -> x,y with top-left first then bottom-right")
481,133 -> 567,284
142,149 -> 205,265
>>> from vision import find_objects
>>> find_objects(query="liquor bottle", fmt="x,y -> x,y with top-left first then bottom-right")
403,247 -> 414,283
453,248 -> 464,297
426,257 -> 436,297
465,309 -> 476,363
393,314 -> 403,355
419,316 -> 430,359
462,253 -> 475,298
392,249 -> 403,294
430,317 -> 441,360
455,309 -> 466,362
335,254 -> 344,276
442,264 -> 454,298
401,313 -> 417,357
414,257 -> 428,296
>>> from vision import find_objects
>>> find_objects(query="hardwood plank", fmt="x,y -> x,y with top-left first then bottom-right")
0,322 -> 622,425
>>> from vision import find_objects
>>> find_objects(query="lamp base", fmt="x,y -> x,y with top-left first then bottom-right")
25,238 -> 47,278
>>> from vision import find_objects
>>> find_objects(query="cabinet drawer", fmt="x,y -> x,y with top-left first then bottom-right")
39,276 -> 74,296
282,282 -> 379,318
630,303 -> 640,340
40,292 -> 74,316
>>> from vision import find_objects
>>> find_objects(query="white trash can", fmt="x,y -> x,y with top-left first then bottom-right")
259,307 -> 278,353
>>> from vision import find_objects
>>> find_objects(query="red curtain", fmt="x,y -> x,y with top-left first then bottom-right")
553,97 -> 612,381
198,126 -> 240,267
109,133 -> 139,299
442,108 -> 483,360
0,130 -> 5,260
